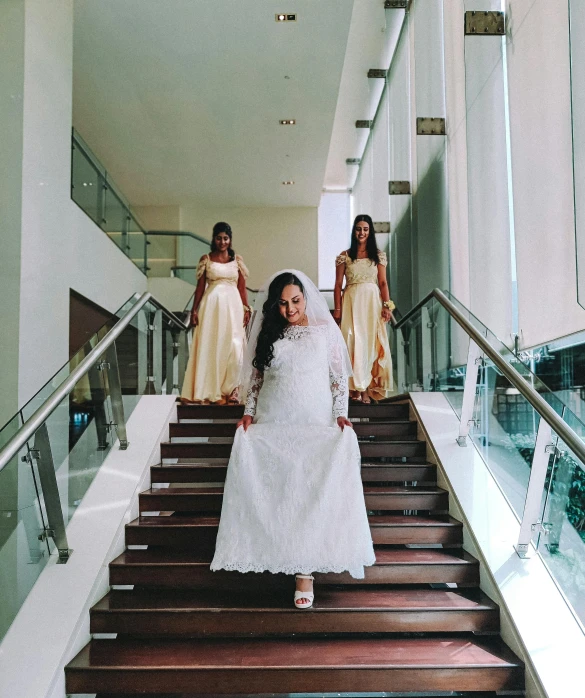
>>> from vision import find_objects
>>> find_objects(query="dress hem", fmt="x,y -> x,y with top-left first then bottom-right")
210,555 -> 376,580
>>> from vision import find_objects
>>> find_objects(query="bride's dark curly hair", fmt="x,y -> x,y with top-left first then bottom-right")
253,273 -> 305,373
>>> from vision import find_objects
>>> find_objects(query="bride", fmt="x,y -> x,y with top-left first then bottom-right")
210,270 -> 375,609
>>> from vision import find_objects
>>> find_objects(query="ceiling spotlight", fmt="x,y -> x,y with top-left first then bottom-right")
279,119 -> 296,125
275,13 -> 297,22
282,181 -> 295,185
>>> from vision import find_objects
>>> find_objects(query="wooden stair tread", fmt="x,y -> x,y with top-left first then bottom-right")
129,514 -> 461,528
69,636 -> 521,669
143,486 -> 447,496
96,694 -> 507,698
176,403 -> 411,420
94,587 -> 497,612
111,547 -> 476,567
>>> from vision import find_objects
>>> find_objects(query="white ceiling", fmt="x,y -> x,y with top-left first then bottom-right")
73,0 -> 356,208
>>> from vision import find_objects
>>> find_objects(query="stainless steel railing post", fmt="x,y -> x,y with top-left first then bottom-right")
178,331 -> 189,391
396,328 -> 408,393
103,343 -> 128,450
457,339 -> 483,447
88,363 -> 109,450
515,418 -> 554,558
422,306 -> 433,391
152,309 -> 163,394
30,424 -> 71,563
165,328 -> 175,395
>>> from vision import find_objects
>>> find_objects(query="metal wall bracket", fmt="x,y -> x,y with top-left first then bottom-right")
531,520 -> 553,535
389,181 -> 411,195
346,158 -> 361,166
367,69 -> 387,79
465,11 -> 505,36
373,221 -> 390,234
545,444 -> 566,459
384,0 -> 407,8
355,120 -> 373,129
417,118 -> 446,135
97,361 -> 111,371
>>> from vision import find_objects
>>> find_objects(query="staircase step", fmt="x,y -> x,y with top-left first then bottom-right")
177,402 -> 410,421
91,587 -> 499,636
126,514 -> 463,547
138,486 -> 449,513
97,694 -> 510,698
169,420 -> 418,440
151,461 -> 437,484
160,439 -> 427,460
109,548 -> 480,588
66,636 -> 523,694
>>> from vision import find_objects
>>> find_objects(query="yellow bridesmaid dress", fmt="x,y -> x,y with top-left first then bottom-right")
181,254 -> 248,403
336,250 -> 393,400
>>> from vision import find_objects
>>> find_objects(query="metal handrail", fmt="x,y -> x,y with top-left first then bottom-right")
394,288 -> 585,466
0,291 -> 187,475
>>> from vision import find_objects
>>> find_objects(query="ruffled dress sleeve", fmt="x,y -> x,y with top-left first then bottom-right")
378,250 -> 388,267
244,369 -> 264,417
236,254 -> 249,279
196,254 -> 209,280
335,251 -> 348,267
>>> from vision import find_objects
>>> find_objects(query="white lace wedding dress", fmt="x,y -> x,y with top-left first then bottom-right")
210,324 -> 376,579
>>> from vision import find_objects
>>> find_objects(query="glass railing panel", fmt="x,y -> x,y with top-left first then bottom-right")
104,186 -> 128,255
538,427 -> 585,627
41,359 -> 114,525
0,414 -> 51,641
127,215 -> 147,273
468,361 -> 539,519
71,143 -> 103,225
0,293 -> 190,641
17,295 -> 140,427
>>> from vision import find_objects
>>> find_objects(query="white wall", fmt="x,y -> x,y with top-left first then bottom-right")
180,205 -> 318,289
318,193 -> 351,289
16,0 -> 146,409
0,0 -> 25,427
505,0 -> 585,348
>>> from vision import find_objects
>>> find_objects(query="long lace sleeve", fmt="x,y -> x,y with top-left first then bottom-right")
244,369 -> 264,417
329,368 -> 349,419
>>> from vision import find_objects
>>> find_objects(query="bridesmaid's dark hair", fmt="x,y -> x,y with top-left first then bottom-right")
210,221 -> 235,261
253,273 -> 305,373
348,214 -> 380,264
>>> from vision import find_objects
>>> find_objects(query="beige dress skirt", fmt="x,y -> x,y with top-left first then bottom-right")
341,282 -> 393,400
181,256 -> 246,403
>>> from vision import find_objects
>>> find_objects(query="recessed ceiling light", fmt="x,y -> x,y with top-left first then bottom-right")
279,119 -> 296,125
282,181 -> 295,185
275,13 -> 297,22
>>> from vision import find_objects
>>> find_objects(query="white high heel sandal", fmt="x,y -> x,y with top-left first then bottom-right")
294,574 -> 315,610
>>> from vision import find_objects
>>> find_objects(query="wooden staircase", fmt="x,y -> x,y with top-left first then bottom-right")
66,400 -> 525,696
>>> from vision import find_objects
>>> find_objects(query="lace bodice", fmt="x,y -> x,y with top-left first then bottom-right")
244,325 -> 349,420
196,254 -> 249,285
335,250 -> 387,285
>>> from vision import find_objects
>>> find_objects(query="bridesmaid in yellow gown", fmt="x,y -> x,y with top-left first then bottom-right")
333,214 -> 394,403
181,222 -> 252,405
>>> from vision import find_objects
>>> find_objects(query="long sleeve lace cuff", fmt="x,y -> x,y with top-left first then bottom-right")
330,370 -> 349,419
244,371 -> 264,417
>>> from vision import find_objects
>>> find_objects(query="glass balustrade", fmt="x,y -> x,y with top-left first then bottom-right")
0,293 -> 190,642
392,291 -> 585,628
